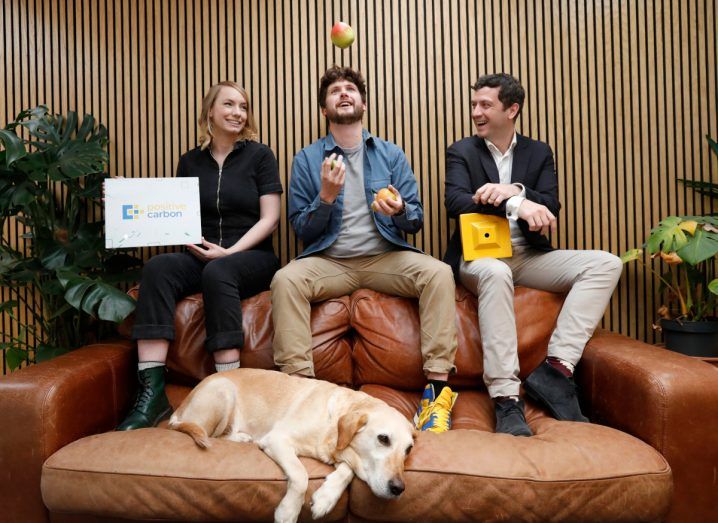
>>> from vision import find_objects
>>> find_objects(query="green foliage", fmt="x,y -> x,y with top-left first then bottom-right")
0,106 -> 142,371
623,216 -> 718,321
677,135 -> 718,206
622,133 -> 718,322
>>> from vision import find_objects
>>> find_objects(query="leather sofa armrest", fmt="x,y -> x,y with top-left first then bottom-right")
577,330 -> 718,523
0,341 -> 135,523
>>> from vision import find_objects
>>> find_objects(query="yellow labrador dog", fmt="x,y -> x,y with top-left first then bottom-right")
168,368 -> 415,523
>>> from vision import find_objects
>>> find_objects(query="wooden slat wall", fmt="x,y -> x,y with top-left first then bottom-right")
2,0 -> 717,373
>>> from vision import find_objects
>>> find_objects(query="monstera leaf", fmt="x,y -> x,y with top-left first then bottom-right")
18,108 -> 108,181
676,227 -> 718,265
57,268 -> 135,323
645,217 -> 695,254
0,128 -> 27,166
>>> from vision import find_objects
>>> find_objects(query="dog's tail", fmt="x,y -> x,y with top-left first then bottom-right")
168,420 -> 212,449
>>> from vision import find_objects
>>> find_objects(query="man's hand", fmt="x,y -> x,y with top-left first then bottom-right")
517,200 -> 556,236
319,153 -> 346,204
186,238 -> 228,261
473,183 -> 521,207
372,185 -> 404,216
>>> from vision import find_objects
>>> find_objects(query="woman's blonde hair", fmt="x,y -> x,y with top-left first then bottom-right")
198,81 -> 259,149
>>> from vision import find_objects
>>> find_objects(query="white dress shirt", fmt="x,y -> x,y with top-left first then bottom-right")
485,133 -> 528,246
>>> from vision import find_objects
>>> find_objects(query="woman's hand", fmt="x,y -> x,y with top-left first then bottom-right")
186,238 -> 228,261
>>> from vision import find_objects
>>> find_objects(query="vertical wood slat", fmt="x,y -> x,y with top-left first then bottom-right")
1,0 -> 716,373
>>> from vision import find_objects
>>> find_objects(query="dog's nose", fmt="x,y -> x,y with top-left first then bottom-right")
388,479 -> 405,496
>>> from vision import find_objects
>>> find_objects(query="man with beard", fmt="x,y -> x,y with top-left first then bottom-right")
271,66 -> 458,432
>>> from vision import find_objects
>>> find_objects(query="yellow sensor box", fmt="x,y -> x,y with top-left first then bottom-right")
459,213 -> 513,261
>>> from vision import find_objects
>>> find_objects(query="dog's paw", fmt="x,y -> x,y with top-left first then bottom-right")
310,484 -> 341,520
226,431 -> 253,443
273,497 -> 302,523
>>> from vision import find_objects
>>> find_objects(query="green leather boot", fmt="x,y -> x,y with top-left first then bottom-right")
116,366 -> 172,431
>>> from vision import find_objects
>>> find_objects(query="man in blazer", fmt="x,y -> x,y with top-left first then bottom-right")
444,73 -> 623,436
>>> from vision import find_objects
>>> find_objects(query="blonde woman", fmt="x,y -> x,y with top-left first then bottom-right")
118,82 -> 282,430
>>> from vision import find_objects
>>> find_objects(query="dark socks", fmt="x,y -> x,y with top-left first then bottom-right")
429,379 -> 448,396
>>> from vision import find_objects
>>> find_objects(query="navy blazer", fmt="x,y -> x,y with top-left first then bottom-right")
443,134 -> 560,276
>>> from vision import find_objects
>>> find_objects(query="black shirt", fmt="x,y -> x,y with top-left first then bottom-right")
176,141 -> 283,252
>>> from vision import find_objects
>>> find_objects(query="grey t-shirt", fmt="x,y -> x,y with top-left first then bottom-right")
324,143 -> 395,258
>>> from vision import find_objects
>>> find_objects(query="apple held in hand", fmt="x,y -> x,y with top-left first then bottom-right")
331,22 -> 355,49
371,187 -> 398,212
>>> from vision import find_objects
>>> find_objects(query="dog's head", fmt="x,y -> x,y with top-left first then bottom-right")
335,403 -> 416,499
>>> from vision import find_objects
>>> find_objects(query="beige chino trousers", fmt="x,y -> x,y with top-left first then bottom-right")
459,246 -> 623,398
271,251 -> 458,377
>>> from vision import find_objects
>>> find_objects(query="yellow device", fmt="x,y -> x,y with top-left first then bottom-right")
459,213 -> 513,261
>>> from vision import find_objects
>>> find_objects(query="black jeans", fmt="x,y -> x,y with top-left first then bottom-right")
131,250 -> 279,352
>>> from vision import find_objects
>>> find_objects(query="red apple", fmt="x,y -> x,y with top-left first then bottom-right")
331,22 -> 355,49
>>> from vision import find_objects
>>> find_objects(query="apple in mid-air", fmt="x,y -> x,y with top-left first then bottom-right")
331,22 -> 355,49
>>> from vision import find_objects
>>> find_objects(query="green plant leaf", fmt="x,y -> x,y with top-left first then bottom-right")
678,179 -> 718,200
0,300 -> 18,314
60,111 -> 78,142
646,216 -> 689,254
64,281 -> 93,310
709,279 -> 718,296
35,343 -> 70,363
0,129 -> 27,167
21,110 -> 61,145
621,249 -> 643,263
60,272 -> 136,322
676,227 -> 718,265
4,346 -> 28,371
41,246 -> 68,270
708,135 -> 718,158
96,284 -> 136,322
53,139 -> 108,180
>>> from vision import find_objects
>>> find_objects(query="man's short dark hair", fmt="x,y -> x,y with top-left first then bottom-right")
318,66 -> 367,108
472,73 -> 525,117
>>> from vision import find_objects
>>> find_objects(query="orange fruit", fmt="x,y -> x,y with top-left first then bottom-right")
374,188 -> 397,202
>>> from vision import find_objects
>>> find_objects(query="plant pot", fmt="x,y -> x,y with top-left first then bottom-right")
661,319 -> 718,357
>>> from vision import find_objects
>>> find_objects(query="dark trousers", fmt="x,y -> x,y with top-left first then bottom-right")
131,250 -> 279,352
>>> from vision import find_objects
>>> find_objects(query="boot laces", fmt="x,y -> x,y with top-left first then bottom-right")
132,373 -> 156,410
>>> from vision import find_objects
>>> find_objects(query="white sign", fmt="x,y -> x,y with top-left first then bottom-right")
104,178 -> 202,248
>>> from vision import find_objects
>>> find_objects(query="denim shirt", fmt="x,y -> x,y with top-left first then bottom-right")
289,130 -> 423,258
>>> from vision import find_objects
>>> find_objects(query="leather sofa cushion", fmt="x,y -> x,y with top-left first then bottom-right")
351,287 -> 565,389
42,429 -> 348,522
355,385 -> 673,522
121,290 -> 354,386
42,386 -> 672,523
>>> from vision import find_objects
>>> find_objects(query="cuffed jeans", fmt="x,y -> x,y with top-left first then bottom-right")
131,250 -> 279,353
270,251 -> 458,377
459,246 -> 623,398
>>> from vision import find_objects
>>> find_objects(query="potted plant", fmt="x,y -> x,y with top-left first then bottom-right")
0,106 -> 142,371
622,136 -> 718,357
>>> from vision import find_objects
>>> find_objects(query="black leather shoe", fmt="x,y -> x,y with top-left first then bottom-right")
524,361 -> 589,422
494,398 -> 533,437
116,366 -> 172,431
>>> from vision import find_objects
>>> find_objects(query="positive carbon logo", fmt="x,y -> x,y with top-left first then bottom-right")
122,203 -> 187,220
122,204 -> 143,220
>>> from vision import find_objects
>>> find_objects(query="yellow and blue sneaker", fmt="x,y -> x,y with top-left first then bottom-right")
414,384 -> 458,433
413,384 -> 436,428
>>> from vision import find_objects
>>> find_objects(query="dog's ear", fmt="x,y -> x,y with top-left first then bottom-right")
336,411 -> 368,451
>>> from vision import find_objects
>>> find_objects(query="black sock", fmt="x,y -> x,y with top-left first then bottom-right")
428,379 -> 448,397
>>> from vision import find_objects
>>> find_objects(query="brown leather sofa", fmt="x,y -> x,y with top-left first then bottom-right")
2,285 -> 718,522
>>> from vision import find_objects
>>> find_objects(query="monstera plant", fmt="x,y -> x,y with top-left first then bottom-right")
622,136 -> 718,356
0,106 -> 141,370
